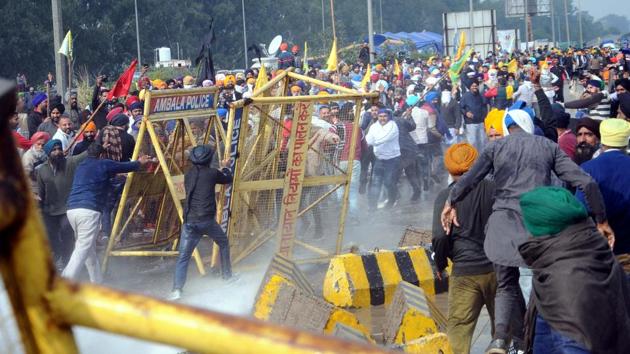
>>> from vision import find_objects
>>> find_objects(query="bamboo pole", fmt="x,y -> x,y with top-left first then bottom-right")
65,99 -> 106,154
252,92 -> 377,104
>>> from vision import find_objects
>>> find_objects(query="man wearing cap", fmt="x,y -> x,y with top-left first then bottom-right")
37,139 -> 88,270
63,143 -> 149,283
27,93 -> 48,138
578,119 -> 630,279
432,143 -> 496,354
460,80 -> 488,152
518,186 -> 630,353
365,109 -> 400,210
73,122 -> 97,156
441,109 -> 610,354
169,145 -> 233,300
574,118 -> 601,165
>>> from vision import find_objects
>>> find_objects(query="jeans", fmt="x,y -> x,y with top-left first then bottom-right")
493,264 -> 527,348
101,175 -> 126,237
337,160 -> 361,216
173,220 -> 231,290
359,148 -> 375,191
465,123 -> 486,153
447,272 -> 497,354
533,315 -> 590,354
368,156 -> 401,209
42,212 -> 74,267
62,208 -> 103,283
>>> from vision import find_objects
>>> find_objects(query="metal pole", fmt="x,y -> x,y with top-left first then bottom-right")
563,0 -> 570,46
524,0 -> 529,51
367,0 -> 375,64
242,0 -> 248,68
550,0 -> 556,47
321,0 -> 325,33
379,0 -> 383,33
134,0 -> 142,65
329,0 -> 336,40
51,0 -> 66,101
578,0 -> 583,47
469,0 -> 475,52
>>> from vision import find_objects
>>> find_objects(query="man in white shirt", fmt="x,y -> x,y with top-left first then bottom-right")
365,109 -> 400,211
52,116 -> 76,153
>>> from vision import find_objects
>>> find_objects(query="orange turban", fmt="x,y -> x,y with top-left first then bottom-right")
290,85 -> 301,93
82,121 -> 97,132
152,79 -> 167,90
444,143 -> 478,176
484,109 -> 505,136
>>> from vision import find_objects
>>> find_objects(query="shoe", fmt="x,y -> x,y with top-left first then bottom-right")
223,273 -> 240,283
167,289 -> 182,301
359,184 -> 367,194
410,190 -> 421,201
485,338 -> 509,354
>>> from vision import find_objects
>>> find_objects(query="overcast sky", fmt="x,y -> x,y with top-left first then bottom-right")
579,0 -> 630,20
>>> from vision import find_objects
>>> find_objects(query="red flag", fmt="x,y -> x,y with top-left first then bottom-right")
107,59 -> 138,100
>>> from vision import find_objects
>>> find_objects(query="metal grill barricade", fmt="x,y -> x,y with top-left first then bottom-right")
102,87 -> 222,274
221,70 -> 378,264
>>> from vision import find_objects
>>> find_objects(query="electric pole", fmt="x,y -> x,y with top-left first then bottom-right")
367,0 -> 375,64
578,0 -> 583,47
550,0 -> 556,47
51,0 -> 66,100
134,0 -> 142,65
563,0 -> 570,46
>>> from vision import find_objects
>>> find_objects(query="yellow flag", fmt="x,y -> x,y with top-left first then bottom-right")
302,41 -> 309,72
326,39 -> 338,71
394,58 -> 401,77
360,64 -> 371,91
255,64 -> 268,90
427,56 -> 435,66
58,30 -> 72,59
455,31 -> 466,61
507,59 -> 518,74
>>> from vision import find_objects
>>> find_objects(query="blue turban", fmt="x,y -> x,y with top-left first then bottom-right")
32,93 -> 47,107
129,101 -> 143,112
406,95 -> 420,107
424,91 -> 439,103
43,139 -> 62,155
217,108 -> 228,118
378,108 -> 392,120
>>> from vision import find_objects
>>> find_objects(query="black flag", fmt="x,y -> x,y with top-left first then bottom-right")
195,18 -> 216,86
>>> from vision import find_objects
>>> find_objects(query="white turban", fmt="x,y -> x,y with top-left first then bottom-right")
503,109 -> 535,135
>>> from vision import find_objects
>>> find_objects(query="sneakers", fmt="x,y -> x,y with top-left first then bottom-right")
485,338 -> 509,354
167,289 -> 182,301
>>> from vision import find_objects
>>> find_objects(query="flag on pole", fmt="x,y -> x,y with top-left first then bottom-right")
58,30 -> 73,59
326,39 -> 338,71
255,64 -> 268,90
507,58 -> 518,74
360,64 -> 371,91
302,42 -> 309,72
448,48 -> 473,83
107,59 -> 138,100
454,31 -> 466,61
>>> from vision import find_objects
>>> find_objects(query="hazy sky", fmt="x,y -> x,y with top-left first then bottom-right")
579,0 -> 630,20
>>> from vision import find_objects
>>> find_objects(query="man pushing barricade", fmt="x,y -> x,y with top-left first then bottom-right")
169,144 -> 234,301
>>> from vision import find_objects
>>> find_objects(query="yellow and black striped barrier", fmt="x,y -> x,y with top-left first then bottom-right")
323,247 -> 449,308
399,333 -> 454,354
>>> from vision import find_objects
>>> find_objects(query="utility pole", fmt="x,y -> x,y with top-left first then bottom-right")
379,0 -> 383,33
51,0 -> 66,100
524,0 -> 529,50
469,0 -> 475,52
563,0 -> 570,46
578,0 -> 583,47
550,0 -> 556,47
134,0 -> 142,65
321,0 -> 325,33
367,0 -> 375,64
330,0 -> 336,40
241,0 -> 248,68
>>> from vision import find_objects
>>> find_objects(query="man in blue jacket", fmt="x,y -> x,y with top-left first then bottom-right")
62,143 -> 149,283
578,118 -> 630,280
460,80 -> 488,152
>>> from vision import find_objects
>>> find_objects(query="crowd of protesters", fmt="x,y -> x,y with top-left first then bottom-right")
9,40 -> 630,353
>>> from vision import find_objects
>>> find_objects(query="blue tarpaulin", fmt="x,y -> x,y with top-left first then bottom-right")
365,31 -> 443,53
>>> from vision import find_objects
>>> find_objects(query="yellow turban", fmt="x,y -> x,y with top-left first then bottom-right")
484,109 -> 505,136
600,118 -> 630,147
152,79 -> 167,90
444,143 -> 478,176
183,75 -> 194,85
290,85 -> 301,93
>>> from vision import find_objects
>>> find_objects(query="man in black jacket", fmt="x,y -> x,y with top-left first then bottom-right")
169,145 -> 233,300
432,142 -> 496,354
